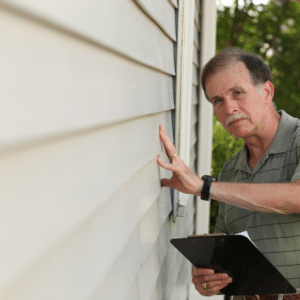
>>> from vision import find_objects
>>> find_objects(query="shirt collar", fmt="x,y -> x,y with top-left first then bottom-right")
233,110 -> 299,174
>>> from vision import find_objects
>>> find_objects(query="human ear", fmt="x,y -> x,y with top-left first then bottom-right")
262,81 -> 274,103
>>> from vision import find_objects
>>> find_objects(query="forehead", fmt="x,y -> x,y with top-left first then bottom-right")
206,61 -> 253,98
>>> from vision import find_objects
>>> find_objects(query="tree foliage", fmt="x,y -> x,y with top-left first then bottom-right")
210,0 -> 300,233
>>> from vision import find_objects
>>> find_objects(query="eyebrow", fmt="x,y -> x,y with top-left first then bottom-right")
211,85 -> 243,102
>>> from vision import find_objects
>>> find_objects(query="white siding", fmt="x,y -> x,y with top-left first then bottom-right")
0,0 -> 209,300
2,0 -> 175,74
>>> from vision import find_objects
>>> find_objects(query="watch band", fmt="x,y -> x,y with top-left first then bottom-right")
201,175 -> 217,200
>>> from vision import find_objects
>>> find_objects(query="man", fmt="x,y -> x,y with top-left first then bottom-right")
157,48 -> 300,300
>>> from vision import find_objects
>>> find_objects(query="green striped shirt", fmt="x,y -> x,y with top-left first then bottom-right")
214,110 -> 300,289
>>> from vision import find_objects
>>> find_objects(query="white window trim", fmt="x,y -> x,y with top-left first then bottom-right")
195,0 -> 217,236
173,0 -> 195,221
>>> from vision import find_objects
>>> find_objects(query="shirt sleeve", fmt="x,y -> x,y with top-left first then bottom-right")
291,132 -> 300,182
291,165 -> 300,182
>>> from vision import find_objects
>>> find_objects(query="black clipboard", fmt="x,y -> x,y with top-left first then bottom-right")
170,234 -> 296,296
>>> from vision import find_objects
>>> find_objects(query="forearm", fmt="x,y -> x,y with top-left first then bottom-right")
207,181 -> 300,214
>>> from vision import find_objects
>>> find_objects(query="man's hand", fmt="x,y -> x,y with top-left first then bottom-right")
157,125 -> 203,195
192,268 -> 233,296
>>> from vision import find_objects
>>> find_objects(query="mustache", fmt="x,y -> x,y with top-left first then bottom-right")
226,114 -> 249,126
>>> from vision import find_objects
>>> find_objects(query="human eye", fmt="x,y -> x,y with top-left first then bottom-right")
234,90 -> 242,96
214,98 -> 222,104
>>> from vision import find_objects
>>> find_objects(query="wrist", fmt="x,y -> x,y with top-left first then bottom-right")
200,175 -> 217,200
198,178 -> 204,197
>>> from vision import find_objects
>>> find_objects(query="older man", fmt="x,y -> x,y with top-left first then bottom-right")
157,48 -> 300,300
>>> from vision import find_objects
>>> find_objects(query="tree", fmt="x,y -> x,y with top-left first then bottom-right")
210,0 -> 300,233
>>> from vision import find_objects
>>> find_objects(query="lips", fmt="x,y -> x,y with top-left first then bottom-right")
229,118 -> 245,126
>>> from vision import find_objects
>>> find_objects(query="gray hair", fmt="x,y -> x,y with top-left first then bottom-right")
201,47 -> 277,111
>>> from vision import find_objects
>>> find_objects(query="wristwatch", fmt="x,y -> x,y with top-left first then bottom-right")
201,175 -> 217,200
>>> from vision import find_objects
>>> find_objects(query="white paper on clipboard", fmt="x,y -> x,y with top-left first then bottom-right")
235,231 -> 258,248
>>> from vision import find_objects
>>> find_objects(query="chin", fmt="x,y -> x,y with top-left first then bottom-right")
229,129 -> 248,139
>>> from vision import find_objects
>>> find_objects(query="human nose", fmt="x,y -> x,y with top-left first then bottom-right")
223,98 -> 238,114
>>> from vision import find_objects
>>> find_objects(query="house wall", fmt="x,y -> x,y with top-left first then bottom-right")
0,0 -> 216,299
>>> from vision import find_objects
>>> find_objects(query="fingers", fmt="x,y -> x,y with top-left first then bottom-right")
157,124 -> 178,171
195,278 -> 232,296
202,272 -> 231,283
157,156 -> 176,172
158,125 -> 177,159
192,268 -> 233,297
202,282 -> 229,296
192,268 -> 214,276
201,276 -> 232,293
160,178 -> 172,188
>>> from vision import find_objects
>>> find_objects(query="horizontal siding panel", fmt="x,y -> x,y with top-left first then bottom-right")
192,64 -> 199,86
194,23 -> 200,49
138,218 -> 172,300
154,248 -> 180,300
149,283 -> 163,300
194,19 -> 200,33
148,260 -> 167,300
90,228 -> 142,300
91,160 -> 170,289
173,258 -> 192,300
190,123 -> 197,149
160,243 -> 185,300
189,145 -> 197,171
2,211 -> 143,300
194,155 -> 198,174
195,0 -> 200,14
192,85 -> 199,105
143,205 -> 194,300
0,10 -> 174,148
194,5 -> 200,30
139,189 -> 172,263
150,202 -> 194,300
167,0 -> 178,9
1,0 -> 175,74
192,85 -> 199,106
135,0 -> 176,41
190,159 -> 197,175
176,240 -> 195,300
0,112 -> 173,295
126,280 -> 140,300
2,163 -> 171,299
193,43 -> 200,67
191,106 -> 198,127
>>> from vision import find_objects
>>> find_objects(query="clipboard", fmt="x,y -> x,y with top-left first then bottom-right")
170,234 -> 296,296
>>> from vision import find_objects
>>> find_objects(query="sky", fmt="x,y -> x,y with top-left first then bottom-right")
218,0 -> 270,7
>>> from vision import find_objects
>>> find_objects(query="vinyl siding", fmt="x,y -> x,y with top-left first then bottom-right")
0,0 -> 206,300
186,0 -> 202,254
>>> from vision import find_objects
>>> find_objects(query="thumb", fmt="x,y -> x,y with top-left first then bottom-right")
161,178 -> 173,188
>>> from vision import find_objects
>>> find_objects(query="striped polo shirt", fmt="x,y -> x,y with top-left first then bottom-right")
214,109 -> 300,289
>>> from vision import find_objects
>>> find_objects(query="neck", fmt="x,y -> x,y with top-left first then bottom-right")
246,112 -> 281,161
